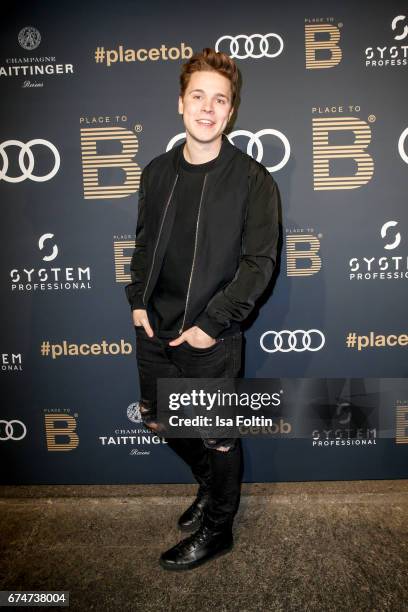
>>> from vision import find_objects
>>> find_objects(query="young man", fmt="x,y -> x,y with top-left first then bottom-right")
125,48 -> 279,570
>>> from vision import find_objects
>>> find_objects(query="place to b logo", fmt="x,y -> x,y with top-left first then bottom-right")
80,127 -> 141,199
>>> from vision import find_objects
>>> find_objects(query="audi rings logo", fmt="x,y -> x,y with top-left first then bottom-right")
167,129 -> 290,173
0,419 -> 27,441
215,33 -> 284,59
0,139 -> 60,183
260,330 -> 326,353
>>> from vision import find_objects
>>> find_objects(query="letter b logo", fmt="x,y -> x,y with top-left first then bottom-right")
81,127 -> 141,199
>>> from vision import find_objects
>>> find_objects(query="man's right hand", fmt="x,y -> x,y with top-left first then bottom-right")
132,309 -> 154,338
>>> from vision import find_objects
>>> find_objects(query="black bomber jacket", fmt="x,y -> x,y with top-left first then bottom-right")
125,133 -> 280,339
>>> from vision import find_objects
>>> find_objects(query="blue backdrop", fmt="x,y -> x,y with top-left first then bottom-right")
1,0 -> 407,483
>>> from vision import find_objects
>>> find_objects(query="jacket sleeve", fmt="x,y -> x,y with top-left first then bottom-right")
124,166 -> 148,311
194,163 -> 279,338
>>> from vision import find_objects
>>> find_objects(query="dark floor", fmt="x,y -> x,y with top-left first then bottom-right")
0,480 -> 407,611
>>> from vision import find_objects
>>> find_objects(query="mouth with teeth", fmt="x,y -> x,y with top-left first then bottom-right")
196,119 -> 216,127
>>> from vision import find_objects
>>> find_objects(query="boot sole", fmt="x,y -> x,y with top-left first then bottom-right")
159,542 -> 233,571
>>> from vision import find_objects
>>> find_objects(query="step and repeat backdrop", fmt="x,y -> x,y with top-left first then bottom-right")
1,0 -> 407,484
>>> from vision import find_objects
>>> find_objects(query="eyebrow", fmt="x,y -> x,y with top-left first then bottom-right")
189,88 -> 230,99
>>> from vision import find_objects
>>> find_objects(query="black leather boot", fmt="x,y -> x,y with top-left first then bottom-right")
160,519 -> 233,571
164,438 -> 212,531
178,489 -> 211,532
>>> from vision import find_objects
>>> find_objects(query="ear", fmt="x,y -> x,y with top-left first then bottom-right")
228,106 -> 234,121
178,95 -> 184,115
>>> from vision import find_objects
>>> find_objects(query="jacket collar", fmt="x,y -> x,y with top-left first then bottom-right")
171,133 -> 238,172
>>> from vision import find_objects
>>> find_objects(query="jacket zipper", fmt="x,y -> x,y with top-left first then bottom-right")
142,174 -> 179,305
179,173 -> 207,334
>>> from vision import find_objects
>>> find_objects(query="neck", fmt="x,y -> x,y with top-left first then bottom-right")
183,134 -> 223,165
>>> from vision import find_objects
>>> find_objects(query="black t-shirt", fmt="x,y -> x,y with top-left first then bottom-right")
147,145 -> 224,338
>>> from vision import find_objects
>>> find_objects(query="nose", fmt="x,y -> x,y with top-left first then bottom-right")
201,99 -> 214,113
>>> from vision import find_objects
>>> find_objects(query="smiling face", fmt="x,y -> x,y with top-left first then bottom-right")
178,70 -> 234,146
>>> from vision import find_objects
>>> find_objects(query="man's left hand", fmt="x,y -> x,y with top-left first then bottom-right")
168,326 -> 216,349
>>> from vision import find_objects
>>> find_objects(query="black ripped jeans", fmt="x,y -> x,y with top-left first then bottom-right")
134,326 -> 244,529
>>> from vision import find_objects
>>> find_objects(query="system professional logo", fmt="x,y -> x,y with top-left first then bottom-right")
381,220 -> 402,249
9,233 -> 92,292
1,353 -> 23,372
80,116 -> 142,199
0,419 -> 27,441
1,26 -> 74,88
260,330 -> 325,353
312,421 -> 377,448
167,129 -> 290,173
215,33 -> 284,60
44,410 -> 79,451
0,139 -> 60,183
94,42 -> 193,67
349,220 -> 407,281
97,404 -> 167,456
304,17 -> 342,70
113,234 -> 135,283
311,106 -> 374,190
286,228 -> 322,277
364,15 -> 408,68
311,380 -> 378,449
